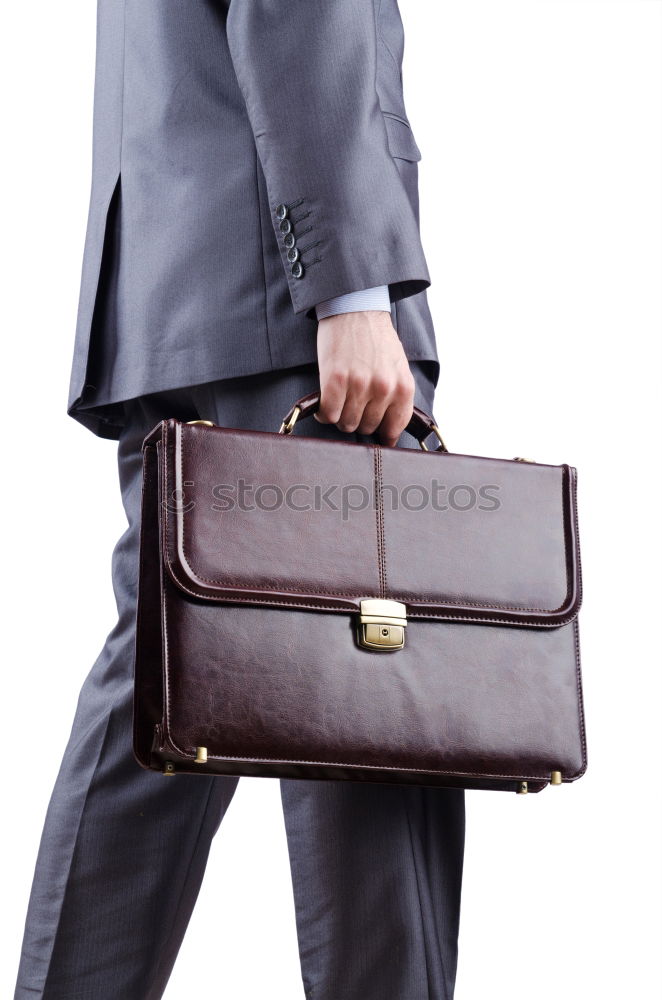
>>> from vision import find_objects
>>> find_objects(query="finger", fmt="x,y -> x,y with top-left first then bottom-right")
336,374 -> 371,433
377,385 -> 415,447
356,395 -> 391,436
316,371 -> 348,424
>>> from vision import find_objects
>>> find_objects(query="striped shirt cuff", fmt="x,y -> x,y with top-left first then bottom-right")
315,285 -> 391,321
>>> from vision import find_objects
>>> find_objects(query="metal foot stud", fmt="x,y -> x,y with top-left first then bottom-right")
550,770 -> 562,785
194,746 -> 208,764
163,761 -> 176,776
517,781 -> 528,795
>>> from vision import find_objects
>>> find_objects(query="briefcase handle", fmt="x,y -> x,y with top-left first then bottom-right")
278,391 -> 448,452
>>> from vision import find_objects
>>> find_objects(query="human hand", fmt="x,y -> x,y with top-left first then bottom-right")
315,311 -> 416,448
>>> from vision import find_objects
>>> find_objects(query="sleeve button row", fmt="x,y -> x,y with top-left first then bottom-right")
274,203 -> 305,279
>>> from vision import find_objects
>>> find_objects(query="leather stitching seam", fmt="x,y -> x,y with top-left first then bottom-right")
168,743 -> 556,783
167,430 -> 578,616
571,469 -> 588,776
374,446 -> 387,598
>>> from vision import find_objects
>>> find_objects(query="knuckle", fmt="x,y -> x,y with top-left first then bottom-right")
370,374 -> 393,399
318,400 -> 341,423
325,368 -> 349,391
347,372 -> 369,395
394,387 -> 415,409
396,373 -> 416,397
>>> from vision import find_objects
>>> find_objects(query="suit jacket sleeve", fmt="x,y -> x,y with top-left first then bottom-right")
226,0 -> 431,318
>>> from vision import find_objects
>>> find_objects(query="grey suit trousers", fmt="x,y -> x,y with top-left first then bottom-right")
14,361 -> 465,1000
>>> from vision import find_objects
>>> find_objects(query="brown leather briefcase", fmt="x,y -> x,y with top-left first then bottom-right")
132,392 -> 587,794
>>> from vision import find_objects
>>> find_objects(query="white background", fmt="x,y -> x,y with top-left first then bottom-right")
2,1 -> 661,997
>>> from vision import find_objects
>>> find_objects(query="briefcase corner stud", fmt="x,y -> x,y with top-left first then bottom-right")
357,599 -> 408,651
517,771 -> 563,795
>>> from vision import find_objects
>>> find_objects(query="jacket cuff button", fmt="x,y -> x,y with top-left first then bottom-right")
291,261 -> 304,279
279,218 -> 292,235
275,203 -> 288,221
287,247 -> 300,263
283,232 -> 296,249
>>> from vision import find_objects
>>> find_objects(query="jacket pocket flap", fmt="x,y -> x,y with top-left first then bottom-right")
382,112 -> 422,161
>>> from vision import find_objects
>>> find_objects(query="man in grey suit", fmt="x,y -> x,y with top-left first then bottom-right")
14,2 -> 465,998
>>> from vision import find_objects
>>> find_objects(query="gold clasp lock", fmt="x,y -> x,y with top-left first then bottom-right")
357,599 -> 407,651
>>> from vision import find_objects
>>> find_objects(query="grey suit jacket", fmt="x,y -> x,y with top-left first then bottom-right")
67,0 -> 440,439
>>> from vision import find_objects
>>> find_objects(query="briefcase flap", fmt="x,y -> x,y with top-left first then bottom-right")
155,419 -> 581,628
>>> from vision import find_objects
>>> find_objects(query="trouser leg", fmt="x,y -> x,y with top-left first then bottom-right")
280,779 -> 465,1000
13,387 -> 240,1000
